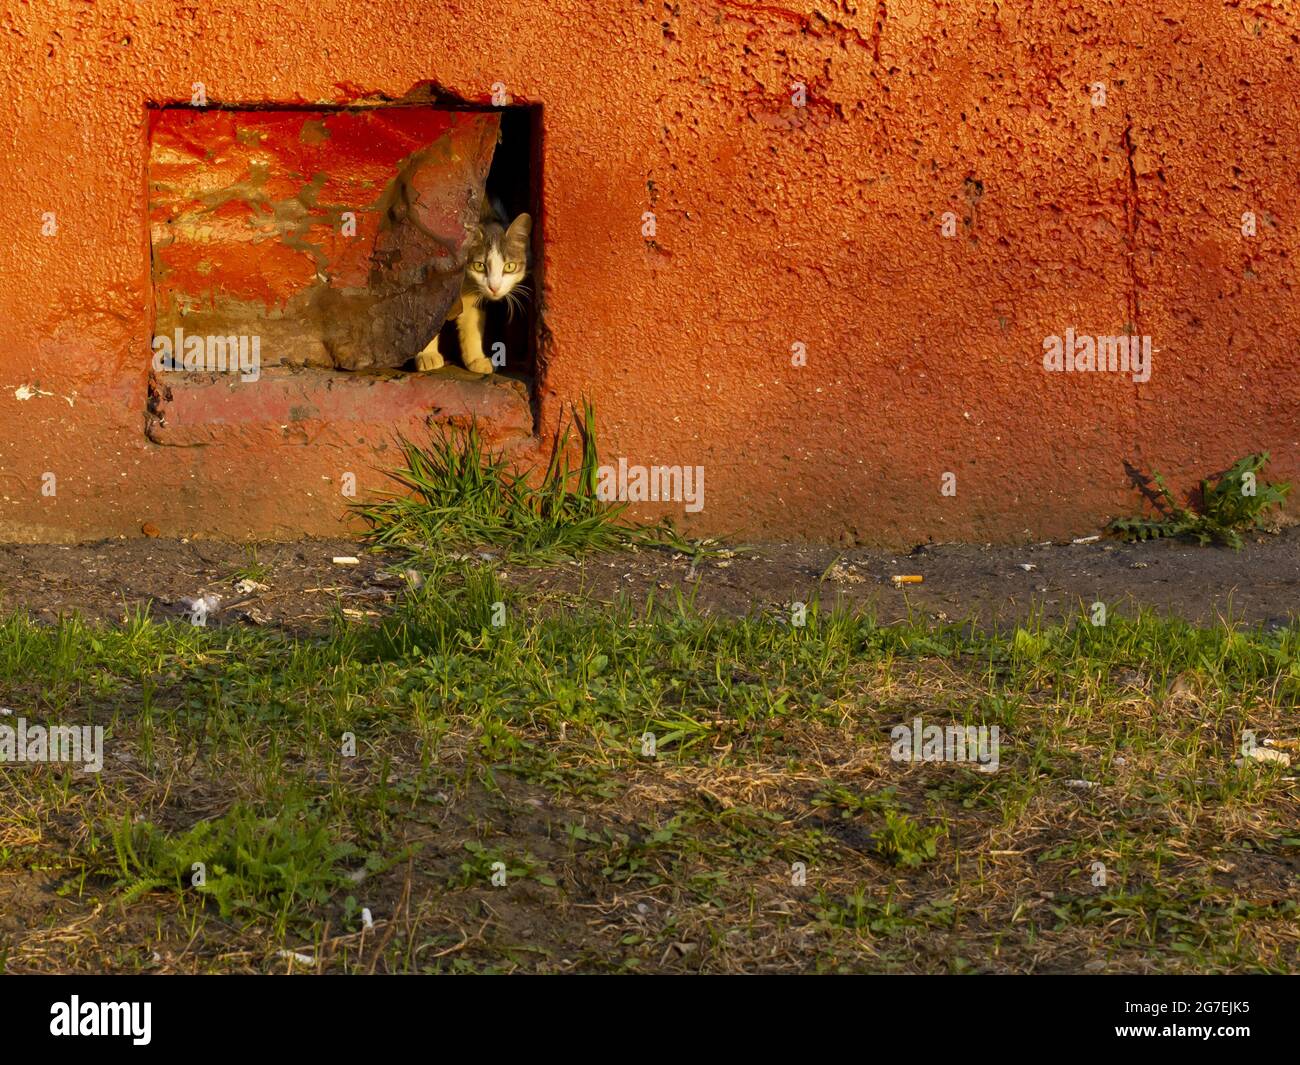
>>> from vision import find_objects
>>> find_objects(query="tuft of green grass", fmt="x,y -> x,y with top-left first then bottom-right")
816,888 -> 924,935
367,561 -> 510,660
226,546 -> 272,585
873,809 -> 945,868
355,402 -> 675,562
109,801 -> 358,937
1110,452 -> 1290,548
813,786 -> 945,867
458,841 -> 556,888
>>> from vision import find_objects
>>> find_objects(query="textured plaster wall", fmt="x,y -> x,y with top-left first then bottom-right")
0,0 -> 1296,543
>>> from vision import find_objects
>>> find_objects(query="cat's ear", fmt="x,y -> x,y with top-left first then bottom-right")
507,213 -> 532,241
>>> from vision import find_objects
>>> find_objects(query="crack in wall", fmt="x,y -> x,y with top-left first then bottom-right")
871,1 -> 887,63
1120,121 -> 1142,335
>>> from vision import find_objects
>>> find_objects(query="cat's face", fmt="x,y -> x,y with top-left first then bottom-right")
465,213 -> 531,303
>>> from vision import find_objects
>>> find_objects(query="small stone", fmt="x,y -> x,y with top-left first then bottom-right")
142,522 -> 161,537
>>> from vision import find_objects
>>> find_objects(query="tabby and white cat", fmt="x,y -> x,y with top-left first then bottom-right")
415,201 -> 531,375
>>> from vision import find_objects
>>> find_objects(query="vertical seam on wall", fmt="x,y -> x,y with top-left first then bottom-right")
1120,121 -> 1142,335
1121,119 -> 1146,475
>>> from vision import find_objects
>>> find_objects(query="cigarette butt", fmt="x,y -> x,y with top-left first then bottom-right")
891,574 -> 924,585
332,556 -> 361,565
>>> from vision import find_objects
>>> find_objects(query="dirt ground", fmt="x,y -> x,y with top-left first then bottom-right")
3,530 -> 1298,975
1,527 -> 1297,630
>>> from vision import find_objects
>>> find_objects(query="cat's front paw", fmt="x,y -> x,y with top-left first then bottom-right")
415,348 -> 444,371
463,357 -> 494,375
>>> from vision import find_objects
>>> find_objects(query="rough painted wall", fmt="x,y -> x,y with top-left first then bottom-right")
0,0 -> 1296,543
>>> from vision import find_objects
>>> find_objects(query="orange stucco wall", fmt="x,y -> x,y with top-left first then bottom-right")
1,1 -> 1297,543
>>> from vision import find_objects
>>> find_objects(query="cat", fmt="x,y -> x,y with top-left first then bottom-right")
415,200 -> 531,375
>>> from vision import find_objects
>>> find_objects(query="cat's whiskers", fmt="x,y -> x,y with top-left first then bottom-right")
504,282 -> 532,321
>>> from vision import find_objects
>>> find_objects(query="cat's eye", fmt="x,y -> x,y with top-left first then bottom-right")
471,261 -> 485,271
503,262 -> 518,273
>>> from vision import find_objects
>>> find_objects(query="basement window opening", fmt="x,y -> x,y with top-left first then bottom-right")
145,99 -> 541,444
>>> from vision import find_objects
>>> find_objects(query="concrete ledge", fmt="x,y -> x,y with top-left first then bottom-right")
147,366 -> 534,448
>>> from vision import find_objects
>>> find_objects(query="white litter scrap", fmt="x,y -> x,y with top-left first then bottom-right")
361,908 -> 375,930
275,950 -> 315,966
1237,747 -> 1291,768
1064,779 -> 1099,790
233,578 -> 268,594
1071,535 -> 1101,544
332,556 -> 361,565
180,594 -> 221,625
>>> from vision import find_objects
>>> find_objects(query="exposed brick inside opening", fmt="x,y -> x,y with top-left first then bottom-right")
147,106 -> 500,372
